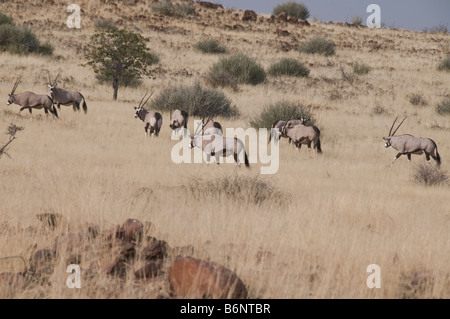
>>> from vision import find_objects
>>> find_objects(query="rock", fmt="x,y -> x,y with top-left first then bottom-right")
277,12 -> 288,22
242,10 -> 257,22
168,256 -> 248,299
119,219 -> 144,243
134,260 -> 164,280
197,1 -> 223,10
298,19 -> 310,26
142,238 -> 169,261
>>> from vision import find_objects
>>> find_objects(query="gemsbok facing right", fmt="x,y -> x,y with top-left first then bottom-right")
383,116 -> 441,165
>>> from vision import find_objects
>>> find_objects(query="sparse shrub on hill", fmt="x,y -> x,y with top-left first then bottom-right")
298,36 -> 335,56
208,53 -> 266,86
353,62 -> 370,75
272,2 -> 310,20
351,15 -> 363,26
151,0 -> 195,18
150,82 -> 239,119
204,70 -> 239,92
0,12 -> 53,55
407,92 -> 428,107
93,17 -> 118,31
195,39 -> 227,54
435,98 -> 450,115
437,55 -> 450,71
268,58 -> 310,77
249,101 -> 316,130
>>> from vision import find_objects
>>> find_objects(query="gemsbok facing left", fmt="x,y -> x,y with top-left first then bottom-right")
134,91 -> 162,138
383,116 -> 441,165
47,72 -> 87,114
6,79 -> 58,119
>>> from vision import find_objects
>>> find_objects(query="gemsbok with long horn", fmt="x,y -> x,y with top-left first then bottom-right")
281,119 -> 322,154
383,116 -> 441,165
201,118 -> 223,136
169,109 -> 188,138
134,91 -> 162,138
6,79 -> 58,119
47,72 -> 87,113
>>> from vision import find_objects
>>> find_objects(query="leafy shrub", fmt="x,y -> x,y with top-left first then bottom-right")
208,53 -> 266,85
0,12 -> 13,25
435,98 -> 450,115
195,39 -> 227,54
249,101 -> 316,130
272,2 -> 310,20
437,55 -> 450,71
298,36 -> 335,56
353,62 -> 370,75
407,93 -> 428,107
268,58 -> 310,77
150,82 -> 239,118
204,70 -> 239,92
0,23 -> 53,55
412,163 -> 448,186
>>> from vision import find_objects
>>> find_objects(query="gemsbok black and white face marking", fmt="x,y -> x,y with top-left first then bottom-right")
383,116 -> 441,165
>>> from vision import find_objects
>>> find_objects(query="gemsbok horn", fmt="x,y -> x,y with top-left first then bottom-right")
47,71 -> 87,113
383,116 -> 441,165
134,91 -> 162,138
7,78 -> 58,120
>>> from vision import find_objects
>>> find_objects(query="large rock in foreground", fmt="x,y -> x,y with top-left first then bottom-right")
168,256 -> 248,299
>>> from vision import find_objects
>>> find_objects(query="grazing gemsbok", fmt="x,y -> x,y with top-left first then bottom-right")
6,79 -> 58,119
134,91 -> 162,138
47,72 -> 87,113
383,116 -> 441,165
189,120 -> 249,167
169,109 -> 188,138
281,119 -> 322,154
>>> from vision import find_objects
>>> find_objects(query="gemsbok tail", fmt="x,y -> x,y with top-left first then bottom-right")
80,93 -> 88,114
435,142 -> 441,166
316,138 -> 322,153
244,151 -> 250,168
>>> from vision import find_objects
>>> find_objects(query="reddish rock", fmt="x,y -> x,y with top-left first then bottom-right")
287,16 -> 298,23
142,238 -> 169,261
120,219 -> 144,243
242,10 -> 257,22
298,19 -> 310,26
168,256 -> 248,299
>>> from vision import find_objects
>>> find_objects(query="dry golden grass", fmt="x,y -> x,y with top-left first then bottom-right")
0,0 -> 449,299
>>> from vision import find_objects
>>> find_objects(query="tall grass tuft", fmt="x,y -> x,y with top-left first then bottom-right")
184,174 -> 287,206
412,163 -> 448,186
150,82 -> 239,118
353,62 -> 370,75
435,98 -> 450,115
268,58 -> 310,77
195,39 -> 227,54
208,53 -> 266,86
298,36 -> 335,56
151,0 -> 195,17
437,55 -> 450,71
249,101 -> 316,129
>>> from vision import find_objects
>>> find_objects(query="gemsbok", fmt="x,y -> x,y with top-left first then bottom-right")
47,72 -> 87,113
134,91 -> 162,138
169,109 -> 188,138
6,79 -> 58,119
383,116 -> 441,165
281,120 -> 322,154
189,120 -> 249,167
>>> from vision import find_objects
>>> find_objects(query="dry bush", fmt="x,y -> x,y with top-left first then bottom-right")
408,93 -> 428,107
412,163 -> 448,186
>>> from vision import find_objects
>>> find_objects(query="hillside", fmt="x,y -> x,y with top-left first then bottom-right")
0,0 -> 449,299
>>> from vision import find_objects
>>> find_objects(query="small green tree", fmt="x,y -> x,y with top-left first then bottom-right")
84,28 -> 159,100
